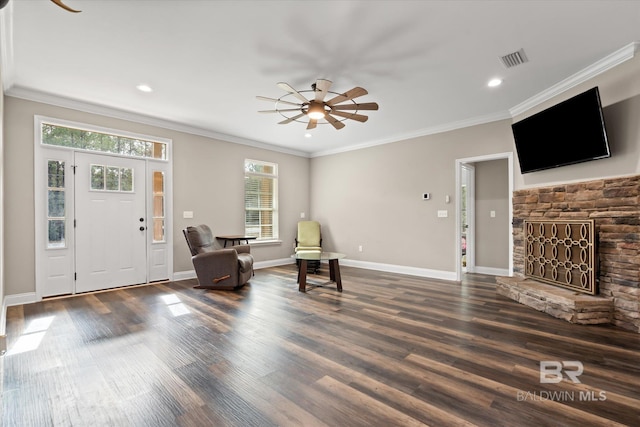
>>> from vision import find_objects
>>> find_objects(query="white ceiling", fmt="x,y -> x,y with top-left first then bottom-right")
2,1 -> 640,157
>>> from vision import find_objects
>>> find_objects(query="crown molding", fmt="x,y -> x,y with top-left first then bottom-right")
509,41 -> 639,117
6,85 -> 311,158
310,110 -> 512,158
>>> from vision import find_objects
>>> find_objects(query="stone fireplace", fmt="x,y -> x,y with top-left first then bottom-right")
498,175 -> 640,333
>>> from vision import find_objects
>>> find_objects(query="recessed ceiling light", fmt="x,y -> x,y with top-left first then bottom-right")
488,78 -> 502,87
136,84 -> 153,93
304,133 -> 312,138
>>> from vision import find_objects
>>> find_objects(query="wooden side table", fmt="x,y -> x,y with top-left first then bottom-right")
216,235 -> 257,247
294,252 -> 345,292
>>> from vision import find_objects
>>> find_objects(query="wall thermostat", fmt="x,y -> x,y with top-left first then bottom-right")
422,193 -> 430,200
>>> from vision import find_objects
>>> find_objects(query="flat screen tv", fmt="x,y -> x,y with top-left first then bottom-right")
511,87 -> 610,174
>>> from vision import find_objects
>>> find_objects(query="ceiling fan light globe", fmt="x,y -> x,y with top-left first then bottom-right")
308,111 -> 326,120
306,101 -> 326,120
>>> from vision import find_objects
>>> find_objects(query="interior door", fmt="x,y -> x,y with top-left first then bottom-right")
75,152 -> 147,293
461,163 -> 475,272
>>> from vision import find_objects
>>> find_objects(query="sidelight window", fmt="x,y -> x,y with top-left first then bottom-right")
47,160 -> 66,248
152,171 -> 165,243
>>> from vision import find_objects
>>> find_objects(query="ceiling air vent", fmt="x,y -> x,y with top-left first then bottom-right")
499,48 -> 528,68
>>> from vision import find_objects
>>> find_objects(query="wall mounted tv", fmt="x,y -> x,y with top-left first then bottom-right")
512,86 -> 610,174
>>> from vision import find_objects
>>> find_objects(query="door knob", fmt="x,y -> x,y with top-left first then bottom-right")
139,218 -> 144,222
139,226 -> 146,231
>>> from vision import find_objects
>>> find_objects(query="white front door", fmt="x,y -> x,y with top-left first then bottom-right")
75,152 -> 147,293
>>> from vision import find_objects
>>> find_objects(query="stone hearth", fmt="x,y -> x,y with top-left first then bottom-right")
496,276 -> 614,324
511,175 -> 640,333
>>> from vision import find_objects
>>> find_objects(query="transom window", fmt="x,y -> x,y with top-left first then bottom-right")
41,122 -> 167,160
244,159 -> 278,240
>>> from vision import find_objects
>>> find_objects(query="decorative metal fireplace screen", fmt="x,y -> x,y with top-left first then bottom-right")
524,219 -> 596,295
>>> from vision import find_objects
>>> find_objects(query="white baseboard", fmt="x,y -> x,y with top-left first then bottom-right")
2,292 -> 39,337
172,270 -> 197,281
472,266 -> 510,276
4,292 -> 39,307
172,258 -> 295,283
254,258 -> 295,269
340,259 -> 457,281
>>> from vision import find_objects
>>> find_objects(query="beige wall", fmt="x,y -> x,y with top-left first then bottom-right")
310,120 -> 514,273
514,54 -> 640,190
309,53 -> 640,276
3,97 -> 310,296
474,159 -> 509,270
3,49 -> 640,297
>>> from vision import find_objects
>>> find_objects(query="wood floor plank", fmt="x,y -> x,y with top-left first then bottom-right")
2,266 -> 640,426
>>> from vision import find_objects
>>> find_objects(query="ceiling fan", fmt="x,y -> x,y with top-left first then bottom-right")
257,79 -> 379,130
0,0 -> 81,13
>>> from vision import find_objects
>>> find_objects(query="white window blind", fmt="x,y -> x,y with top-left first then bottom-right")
244,159 -> 278,240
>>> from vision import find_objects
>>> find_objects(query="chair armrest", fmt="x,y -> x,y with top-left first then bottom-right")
192,248 -> 238,263
232,244 -> 251,254
192,249 -> 239,287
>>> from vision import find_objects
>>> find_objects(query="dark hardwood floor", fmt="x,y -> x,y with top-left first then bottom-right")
2,265 -> 639,426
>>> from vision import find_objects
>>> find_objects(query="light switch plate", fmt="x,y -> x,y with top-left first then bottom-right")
183,211 -> 194,219
437,210 -> 448,218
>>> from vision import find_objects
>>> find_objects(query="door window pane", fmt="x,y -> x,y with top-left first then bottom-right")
48,161 -> 65,188
48,190 -> 65,217
48,220 -> 65,248
91,165 -> 105,190
121,168 -> 133,192
106,166 -> 120,191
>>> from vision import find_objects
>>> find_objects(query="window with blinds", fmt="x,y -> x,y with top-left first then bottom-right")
244,159 -> 278,240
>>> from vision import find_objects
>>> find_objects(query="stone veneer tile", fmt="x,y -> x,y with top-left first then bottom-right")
511,175 -> 640,333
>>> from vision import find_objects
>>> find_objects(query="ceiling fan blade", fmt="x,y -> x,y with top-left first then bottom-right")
256,96 -> 302,107
258,108 -> 302,113
314,79 -> 332,102
277,82 -> 310,104
307,119 -> 318,130
326,87 -> 368,106
325,114 -> 346,130
331,102 -> 379,111
278,113 -> 306,124
329,110 -> 369,123
51,0 -> 82,12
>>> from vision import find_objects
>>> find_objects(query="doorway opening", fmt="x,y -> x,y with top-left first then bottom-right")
455,152 -> 513,282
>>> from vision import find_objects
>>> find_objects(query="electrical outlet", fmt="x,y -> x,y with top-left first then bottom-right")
300,212 -> 305,219
183,211 -> 194,219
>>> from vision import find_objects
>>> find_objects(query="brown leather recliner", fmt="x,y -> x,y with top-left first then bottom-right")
183,224 -> 254,290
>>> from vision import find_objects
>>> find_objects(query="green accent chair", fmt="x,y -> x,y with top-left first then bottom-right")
295,221 -> 322,273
